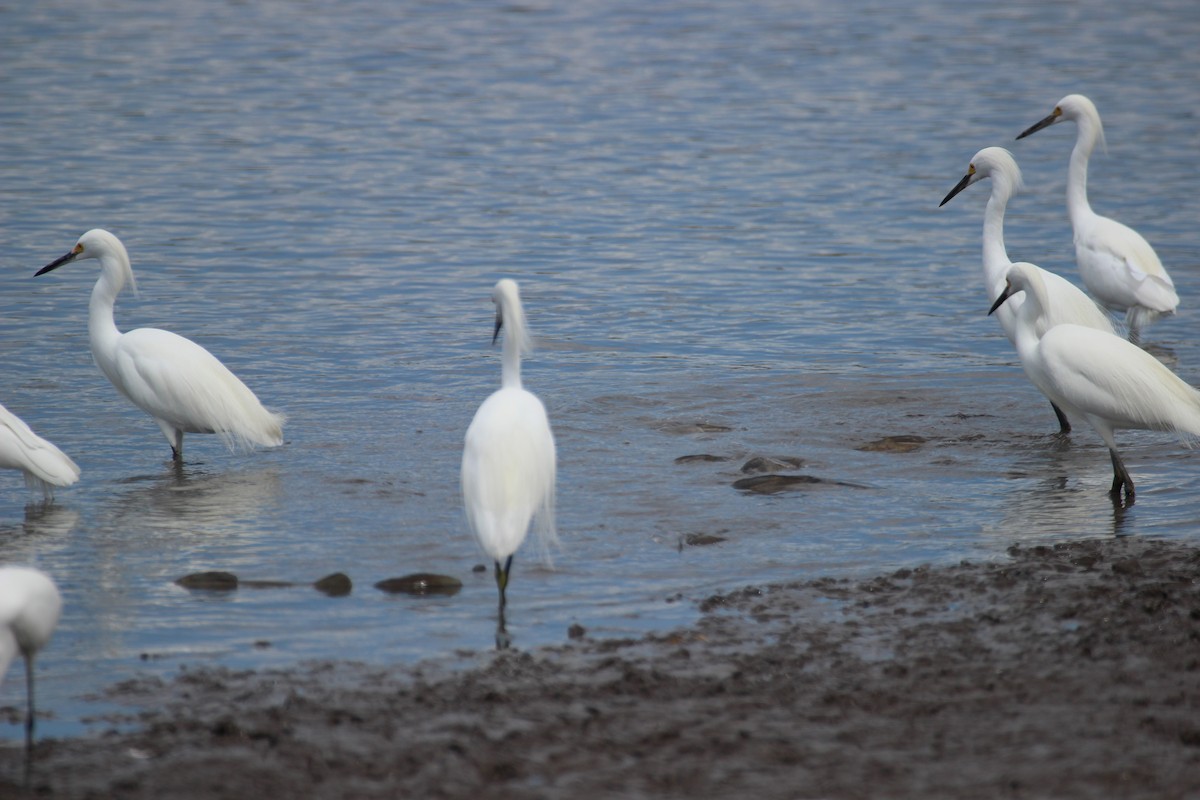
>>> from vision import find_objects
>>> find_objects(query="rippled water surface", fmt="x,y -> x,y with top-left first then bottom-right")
1,0 -> 1199,738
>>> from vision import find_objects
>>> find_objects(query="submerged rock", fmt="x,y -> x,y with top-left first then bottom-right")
857,435 -> 926,453
175,571 -> 239,591
375,573 -> 463,596
674,454 -> 732,464
314,572 -> 353,597
659,421 -> 733,435
741,456 -> 804,474
732,474 -> 866,494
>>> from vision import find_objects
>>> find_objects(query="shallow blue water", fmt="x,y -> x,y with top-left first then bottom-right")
0,0 -> 1199,741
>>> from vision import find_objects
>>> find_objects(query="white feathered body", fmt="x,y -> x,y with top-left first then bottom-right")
1005,262 -> 1200,447
462,386 -> 556,563
0,566 -> 61,685
1074,212 -> 1179,322
0,404 -> 80,495
93,326 -> 284,451
1021,323 -> 1200,439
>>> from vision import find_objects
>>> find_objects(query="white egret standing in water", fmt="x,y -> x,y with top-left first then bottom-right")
941,146 -> 1117,433
1017,94 -> 1178,342
0,403 -> 79,499
0,565 -> 62,750
36,230 -> 285,462
989,262 -> 1200,504
461,279 -> 556,639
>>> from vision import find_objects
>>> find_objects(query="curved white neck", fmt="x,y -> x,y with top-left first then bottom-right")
88,255 -> 127,360
500,327 -> 523,390
1066,118 -> 1100,225
981,178 -> 1014,295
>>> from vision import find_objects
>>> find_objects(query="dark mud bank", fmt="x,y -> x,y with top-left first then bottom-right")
4,537 -> 1199,799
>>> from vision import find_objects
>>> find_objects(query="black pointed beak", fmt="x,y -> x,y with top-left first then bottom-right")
35,249 -> 78,276
988,284 -> 1013,316
940,172 -> 973,207
491,311 -> 503,345
1017,110 -> 1060,140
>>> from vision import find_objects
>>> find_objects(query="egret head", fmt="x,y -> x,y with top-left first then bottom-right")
1017,93 -> 1103,147
36,229 -> 136,293
940,146 -> 1024,207
988,262 -> 1039,316
490,278 -> 531,355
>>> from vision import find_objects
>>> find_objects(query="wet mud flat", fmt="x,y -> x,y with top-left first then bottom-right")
4,536 -> 1200,799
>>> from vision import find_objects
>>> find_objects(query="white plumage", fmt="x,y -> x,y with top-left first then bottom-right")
0,565 -> 62,749
37,229 -> 285,461
1017,94 -> 1178,341
0,403 -> 79,498
461,279 -> 556,624
989,261 -> 1200,503
941,146 -> 1116,432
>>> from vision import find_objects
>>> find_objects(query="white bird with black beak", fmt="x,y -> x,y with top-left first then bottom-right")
461,279 -> 556,638
1017,94 -> 1178,342
36,229 -> 285,462
941,146 -> 1116,433
990,261 -> 1200,504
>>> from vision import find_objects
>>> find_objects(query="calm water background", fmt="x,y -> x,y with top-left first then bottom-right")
1,0 -> 1199,740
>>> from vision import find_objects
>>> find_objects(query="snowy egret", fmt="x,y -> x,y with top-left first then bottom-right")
1017,94 -> 1178,342
36,230 -> 285,462
461,279 -> 556,634
989,261 -> 1200,503
0,403 -> 79,499
0,566 -> 61,750
941,146 -> 1117,433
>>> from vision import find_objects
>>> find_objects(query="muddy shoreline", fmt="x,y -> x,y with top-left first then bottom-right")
3,536 -> 1199,799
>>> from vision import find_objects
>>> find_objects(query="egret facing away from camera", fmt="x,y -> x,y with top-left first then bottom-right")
461,279 -> 556,638
941,146 -> 1117,433
36,230 -> 285,462
0,566 -> 62,750
1017,94 -> 1178,342
0,403 -> 79,499
989,262 -> 1200,504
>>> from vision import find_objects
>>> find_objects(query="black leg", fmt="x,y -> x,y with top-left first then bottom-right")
494,557 -> 513,650
494,556 -> 513,614
1108,448 -> 1136,505
24,656 -> 35,752
1051,402 -> 1071,435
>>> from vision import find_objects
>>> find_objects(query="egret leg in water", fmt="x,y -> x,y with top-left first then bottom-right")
940,146 -> 1116,434
1016,94 -> 1178,343
989,262 -> 1200,504
461,279 -> 557,644
36,230 -> 285,463
0,402 -> 79,499
0,566 -> 62,751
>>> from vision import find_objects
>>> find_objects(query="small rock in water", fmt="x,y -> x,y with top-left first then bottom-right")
857,435 -> 926,453
568,623 -> 586,640
239,579 -> 298,589
313,572 -> 353,597
471,564 -> 487,573
732,474 -> 866,494
684,533 -> 727,547
741,456 -> 804,474
175,571 -> 239,591
674,454 -> 732,464
375,573 -> 463,596
659,421 -> 733,435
